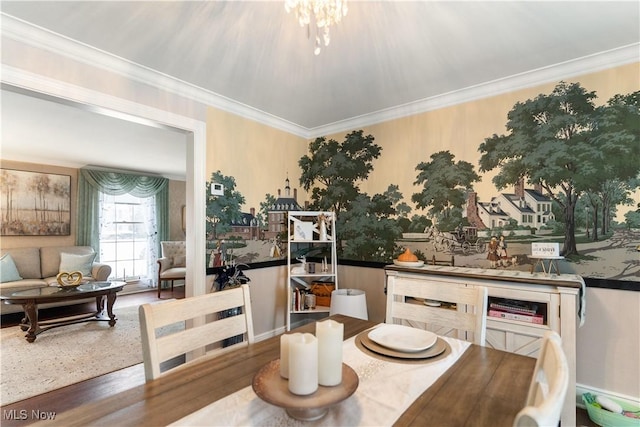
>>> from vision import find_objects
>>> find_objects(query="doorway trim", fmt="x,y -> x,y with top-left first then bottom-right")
1,65 -> 207,297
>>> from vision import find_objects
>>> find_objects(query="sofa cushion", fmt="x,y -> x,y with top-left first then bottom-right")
173,255 -> 186,267
0,254 -> 23,283
159,267 -> 187,280
0,247 -> 41,279
1,279 -> 48,290
40,246 -> 96,278
59,252 -> 96,277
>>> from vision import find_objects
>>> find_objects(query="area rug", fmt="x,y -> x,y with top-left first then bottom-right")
0,304 -> 144,406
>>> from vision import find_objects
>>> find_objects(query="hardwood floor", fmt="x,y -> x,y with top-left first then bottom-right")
1,287 -> 597,426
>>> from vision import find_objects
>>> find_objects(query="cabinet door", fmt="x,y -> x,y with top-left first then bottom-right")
485,289 -> 560,357
485,321 -> 545,356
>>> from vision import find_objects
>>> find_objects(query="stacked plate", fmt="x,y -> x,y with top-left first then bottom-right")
360,324 -> 446,359
392,259 -> 424,267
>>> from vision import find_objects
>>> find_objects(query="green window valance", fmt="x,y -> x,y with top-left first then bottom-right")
80,168 -> 167,197
76,168 -> 169,253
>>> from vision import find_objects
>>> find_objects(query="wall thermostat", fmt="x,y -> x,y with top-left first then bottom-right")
211,183 -> 224,196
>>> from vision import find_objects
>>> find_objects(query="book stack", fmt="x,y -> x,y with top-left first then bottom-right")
292,289 -> 303,311
488,299 -> 544,324
292,288 -> 312,311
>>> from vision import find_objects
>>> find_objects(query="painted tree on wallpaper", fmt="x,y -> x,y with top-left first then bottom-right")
583,91 -> 640,239
258,193 -> 277,234
478,82 -> 640,257
299,130 -> 382,213
298,130 -> 408,261
412,151 -> 481,231
338,184 -> 408,260
206,171 -> 245,240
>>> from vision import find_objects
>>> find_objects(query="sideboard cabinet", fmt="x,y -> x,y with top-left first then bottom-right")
384,265 -> 584,427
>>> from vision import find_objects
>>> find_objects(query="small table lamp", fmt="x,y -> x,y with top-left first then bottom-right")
329,289 -> 368,320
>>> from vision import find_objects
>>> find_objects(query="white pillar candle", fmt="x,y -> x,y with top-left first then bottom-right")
280,334 -> 291,379
316,319 -> 344,386
288,333 -> 318,395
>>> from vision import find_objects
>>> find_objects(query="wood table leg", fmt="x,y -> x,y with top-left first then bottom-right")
96,295 -> 105,313
19,314 -> 29,331
22,301 -> 39,343
106,292 -> 117,327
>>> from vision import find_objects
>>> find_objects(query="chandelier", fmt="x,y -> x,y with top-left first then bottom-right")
285,0 -> 348,55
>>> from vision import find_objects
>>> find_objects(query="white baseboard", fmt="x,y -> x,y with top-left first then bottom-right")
255,326 -> 286,343
576,383 -> 640,409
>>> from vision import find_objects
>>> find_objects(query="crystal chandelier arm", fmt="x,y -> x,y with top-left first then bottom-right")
285,0 -> 348,55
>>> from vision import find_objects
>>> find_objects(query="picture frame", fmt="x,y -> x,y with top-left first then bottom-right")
0,169 -> 71,236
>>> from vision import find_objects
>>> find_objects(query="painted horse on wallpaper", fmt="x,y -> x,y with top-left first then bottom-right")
425,226 -> 452,252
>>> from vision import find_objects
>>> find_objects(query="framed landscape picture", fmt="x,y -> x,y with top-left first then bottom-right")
0,169 -> 71,236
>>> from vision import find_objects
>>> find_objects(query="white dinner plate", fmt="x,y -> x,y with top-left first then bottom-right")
392,260 -> 425,267
368,324 -> 437,353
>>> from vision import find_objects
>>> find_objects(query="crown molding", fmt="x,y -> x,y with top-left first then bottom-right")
1,13 -> 310,138
3,13 -> 638,141
312,43 -> 640,137
1,64 -> 205,184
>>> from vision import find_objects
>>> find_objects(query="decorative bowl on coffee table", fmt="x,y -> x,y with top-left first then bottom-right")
56,271 -> 89,289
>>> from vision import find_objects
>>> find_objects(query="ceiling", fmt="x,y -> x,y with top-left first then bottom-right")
1,1 -> 639,179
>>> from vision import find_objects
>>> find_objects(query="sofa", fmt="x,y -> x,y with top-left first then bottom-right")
0,246 -> 112,314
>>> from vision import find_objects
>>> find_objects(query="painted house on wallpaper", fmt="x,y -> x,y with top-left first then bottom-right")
265,177 -> 303,239
217,209 -> 260,241
467,180 -> 554,230
217,178 -> 304,241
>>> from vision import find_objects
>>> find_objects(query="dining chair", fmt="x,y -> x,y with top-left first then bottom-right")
513,331 -> 569,427
139,284 -> 254,381
385,277 -> 488,345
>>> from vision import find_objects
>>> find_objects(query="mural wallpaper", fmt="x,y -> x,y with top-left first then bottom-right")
207,82 -> 640,282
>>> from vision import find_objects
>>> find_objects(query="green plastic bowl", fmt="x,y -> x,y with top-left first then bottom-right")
582,394 -> 640,427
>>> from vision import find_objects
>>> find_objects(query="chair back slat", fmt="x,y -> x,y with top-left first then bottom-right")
513,331 -> 569,427
386,276 -> 487,345
147,287 -> 247,327
139,284 -> 254,381
155,315 -> 251,362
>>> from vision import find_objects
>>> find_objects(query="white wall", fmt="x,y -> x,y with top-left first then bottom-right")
232,265 -> 288,340
576,287 -> 640,399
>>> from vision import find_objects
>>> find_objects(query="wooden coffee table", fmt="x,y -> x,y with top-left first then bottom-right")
0,281 -> 125,342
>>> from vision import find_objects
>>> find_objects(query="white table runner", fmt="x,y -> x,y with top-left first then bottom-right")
171,331 -> 471,427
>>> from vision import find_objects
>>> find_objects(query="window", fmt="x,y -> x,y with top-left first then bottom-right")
99,192 -> 157,282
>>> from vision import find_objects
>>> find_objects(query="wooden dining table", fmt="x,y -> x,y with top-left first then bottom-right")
23,314 -> 534,427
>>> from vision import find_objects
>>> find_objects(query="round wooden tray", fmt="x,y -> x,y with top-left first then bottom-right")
252,359 -> 358,421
